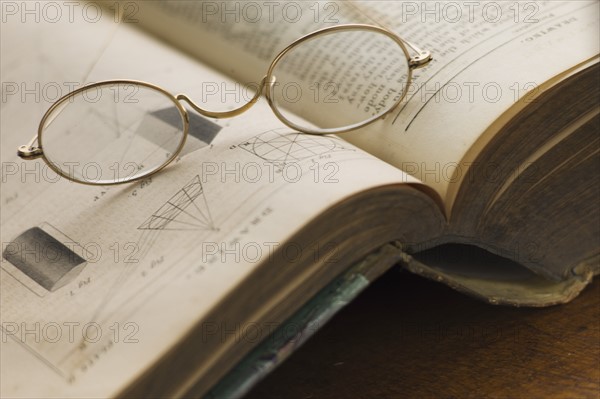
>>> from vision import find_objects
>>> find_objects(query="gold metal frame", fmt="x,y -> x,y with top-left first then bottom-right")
18,24 -> 431,185
265,24 -> 431,134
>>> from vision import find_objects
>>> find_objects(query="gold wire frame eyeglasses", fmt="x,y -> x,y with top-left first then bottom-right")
17,24 -> 432,186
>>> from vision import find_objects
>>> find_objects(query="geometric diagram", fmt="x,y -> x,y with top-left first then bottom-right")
1,224 -> 88,294
88,175 -> 218,342
138,175 -> 216,231
238,129 -> 347,164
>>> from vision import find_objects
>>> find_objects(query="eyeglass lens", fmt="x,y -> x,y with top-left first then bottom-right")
269,28 -> 409,132
40,83 -> 186,184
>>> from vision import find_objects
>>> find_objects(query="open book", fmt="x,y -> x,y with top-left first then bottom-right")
1,1 -> 598,397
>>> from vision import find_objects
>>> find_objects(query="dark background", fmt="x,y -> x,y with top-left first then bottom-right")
246,267 -> 599,399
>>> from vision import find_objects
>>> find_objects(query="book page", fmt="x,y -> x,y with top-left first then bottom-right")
129,0 -> 599,209
0,11 -> 421,398
349,1 -> 600,211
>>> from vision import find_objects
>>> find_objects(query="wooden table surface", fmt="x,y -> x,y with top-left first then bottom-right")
246,267 -> 600,399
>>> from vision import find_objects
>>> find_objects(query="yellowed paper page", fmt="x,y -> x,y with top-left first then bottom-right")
0,11 -> 420,398
130,1 -> 599,209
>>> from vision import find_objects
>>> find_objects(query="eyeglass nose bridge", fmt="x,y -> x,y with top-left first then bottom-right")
176,76 -> 269,119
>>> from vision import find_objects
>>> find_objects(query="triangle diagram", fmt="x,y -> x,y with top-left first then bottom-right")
138,175 -> 215,231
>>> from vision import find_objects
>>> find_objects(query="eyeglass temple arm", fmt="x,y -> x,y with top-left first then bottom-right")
18,135 -> 43,160
403,39 -> 432,69
176,77 -> 267,119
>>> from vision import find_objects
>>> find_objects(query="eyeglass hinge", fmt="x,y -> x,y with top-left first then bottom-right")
18,145 -> 43,160
409,51 -> 433,69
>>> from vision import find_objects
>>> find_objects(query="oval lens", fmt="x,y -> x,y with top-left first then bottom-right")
268,27 -> 410,133
40,82 -> 186,184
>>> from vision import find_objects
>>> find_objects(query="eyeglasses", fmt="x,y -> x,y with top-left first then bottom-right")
17,24 -> 431,185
